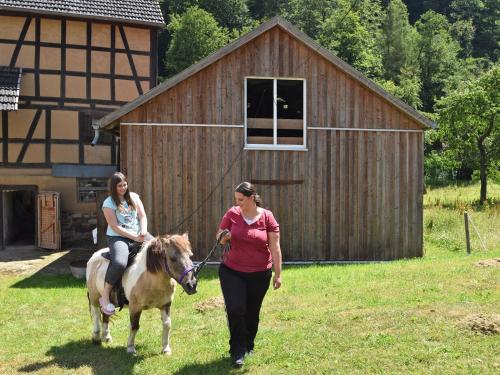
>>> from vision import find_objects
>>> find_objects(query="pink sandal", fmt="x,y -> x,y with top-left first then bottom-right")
99,297 -> 116,316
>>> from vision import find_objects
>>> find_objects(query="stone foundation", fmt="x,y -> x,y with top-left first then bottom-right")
61,211 -> 97,249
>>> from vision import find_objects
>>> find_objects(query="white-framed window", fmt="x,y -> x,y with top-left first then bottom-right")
244,77 -> 307,150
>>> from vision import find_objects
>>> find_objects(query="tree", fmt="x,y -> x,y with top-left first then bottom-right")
282,0 -> 336,39
318,1 -> 383,78
450,0 -> 500,60
415,11 -> 461,112
380,0 -> 419,82
403,0 -> 455,23
247,0 -> 285,19
198,0 -> 251,30
437,65 -> 500,204
164,7 -> 230,77
376,66 -> 422,109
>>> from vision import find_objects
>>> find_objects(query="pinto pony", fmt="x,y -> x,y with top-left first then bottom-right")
86,234 -> 197,354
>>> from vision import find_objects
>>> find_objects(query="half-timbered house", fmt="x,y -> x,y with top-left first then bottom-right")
0,0 -> 164,249
96,17 -> 434,261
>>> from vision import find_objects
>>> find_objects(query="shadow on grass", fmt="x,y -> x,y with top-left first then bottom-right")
18,339 -> 145,375
173,357 -> 245,375
11,273 -> 86,288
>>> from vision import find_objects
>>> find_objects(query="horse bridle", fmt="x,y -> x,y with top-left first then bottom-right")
163,256 -> 196,285
163,229 -> 229,285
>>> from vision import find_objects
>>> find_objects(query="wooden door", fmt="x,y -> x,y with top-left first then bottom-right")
37,191 -> 61,250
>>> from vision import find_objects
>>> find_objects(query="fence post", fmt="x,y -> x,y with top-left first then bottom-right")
464,211 -> 471,255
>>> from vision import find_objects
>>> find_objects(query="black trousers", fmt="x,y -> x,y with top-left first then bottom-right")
219,263 -> 272,357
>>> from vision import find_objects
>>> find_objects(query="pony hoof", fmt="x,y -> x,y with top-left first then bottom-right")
162,348 -> 172,356
102,335 -> 112,343
92,338 -> 102,345
127,346 -> 137,354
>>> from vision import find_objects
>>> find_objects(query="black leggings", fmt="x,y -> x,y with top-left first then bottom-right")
219,263 -> 272,357
104,236 -> 137,286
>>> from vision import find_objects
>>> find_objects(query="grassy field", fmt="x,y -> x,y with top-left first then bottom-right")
0,182 -> 498,374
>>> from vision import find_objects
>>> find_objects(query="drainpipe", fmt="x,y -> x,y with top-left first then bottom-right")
91,120 -> 100,146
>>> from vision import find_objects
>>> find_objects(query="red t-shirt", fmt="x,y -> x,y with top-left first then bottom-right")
219,206 -> 280,272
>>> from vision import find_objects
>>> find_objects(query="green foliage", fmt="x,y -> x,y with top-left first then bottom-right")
450,0 -> 500,60
282,0 -> 336,39
376,66 -> 422,108
164,6 -> 230,77
416,11 -> 461,112
247,0 -> 284,19
380,0 -> 419,81
437,65 -> 500,202
198,0 -> 251,30
318,1 -> 383,78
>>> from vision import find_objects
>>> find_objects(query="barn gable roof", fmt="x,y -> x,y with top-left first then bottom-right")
97,16 -> 434,130
0,0 -> 164,27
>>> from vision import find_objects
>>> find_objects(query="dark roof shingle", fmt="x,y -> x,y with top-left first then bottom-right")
0,66 -> 22,111
0,0 -> 164,27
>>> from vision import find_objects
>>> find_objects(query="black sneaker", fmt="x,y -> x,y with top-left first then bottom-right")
233,354 -> 244,367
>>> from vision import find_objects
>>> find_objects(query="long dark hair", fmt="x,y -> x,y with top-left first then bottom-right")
109,172 -> 136,211
235,181 -> 263,207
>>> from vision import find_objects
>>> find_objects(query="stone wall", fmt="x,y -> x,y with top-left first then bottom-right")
61,211 -> 97,249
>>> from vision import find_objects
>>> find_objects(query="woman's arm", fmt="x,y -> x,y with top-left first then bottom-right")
135,196 -> 148,239
268,231 -> 282,289
102,207 -> 141,241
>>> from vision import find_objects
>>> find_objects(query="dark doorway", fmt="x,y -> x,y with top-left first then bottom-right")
1,187 -> 37,248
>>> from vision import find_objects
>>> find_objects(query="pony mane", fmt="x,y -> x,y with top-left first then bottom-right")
169,235 -> 192,255
145,237 -> 167,274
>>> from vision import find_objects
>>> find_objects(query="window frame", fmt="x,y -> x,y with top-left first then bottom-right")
244,76 -> 307,151
76,177 -> 108,203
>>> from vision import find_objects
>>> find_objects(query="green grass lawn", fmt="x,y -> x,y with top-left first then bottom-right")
0,181 -> 498,374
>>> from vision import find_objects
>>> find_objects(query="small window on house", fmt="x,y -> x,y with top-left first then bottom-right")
245,77 -> 306,150
77,178 -> 108,203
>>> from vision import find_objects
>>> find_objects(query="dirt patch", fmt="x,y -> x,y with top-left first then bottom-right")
462,313 -> 500,335
0,246 -> 94,276
475,258 -> 500,267
195,296 -> 225,314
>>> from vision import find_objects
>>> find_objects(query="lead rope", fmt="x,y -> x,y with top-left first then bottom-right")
193,229 -> 230,278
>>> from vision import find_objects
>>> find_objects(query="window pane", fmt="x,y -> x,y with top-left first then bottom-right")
77,178 -> 108,202
277,80 -> 303,145
247,79 -> 273,144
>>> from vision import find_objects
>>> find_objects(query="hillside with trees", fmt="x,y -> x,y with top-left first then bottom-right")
158,0 -> 499,203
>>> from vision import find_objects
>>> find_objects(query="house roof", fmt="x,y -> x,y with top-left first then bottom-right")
0,66 -> 22,111
97,16 -> 435,130
0,0 -> 164,27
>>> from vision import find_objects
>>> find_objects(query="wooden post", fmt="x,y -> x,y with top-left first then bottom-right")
464,211 -> 471,255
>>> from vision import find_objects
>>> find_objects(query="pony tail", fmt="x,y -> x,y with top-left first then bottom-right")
254,194 -> 263,207
146,237 -> 166,273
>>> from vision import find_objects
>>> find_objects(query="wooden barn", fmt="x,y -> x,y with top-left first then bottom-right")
96,17 -> 434,261
0,0 -> 164,249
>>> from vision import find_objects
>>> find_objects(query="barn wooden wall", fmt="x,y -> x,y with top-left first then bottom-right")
120,26 -> 424,260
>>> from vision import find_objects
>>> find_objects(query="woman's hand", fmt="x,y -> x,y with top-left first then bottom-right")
273,274 -> 282,290
217,229 -> 231,245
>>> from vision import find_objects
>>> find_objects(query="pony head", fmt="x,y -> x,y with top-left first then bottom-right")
146,233 -> 197,295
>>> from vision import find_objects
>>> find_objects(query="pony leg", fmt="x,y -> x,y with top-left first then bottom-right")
90,304 -> 102,344
127,308 -> 142,354
160,302 -> 172,355
102,312 -> 112,343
